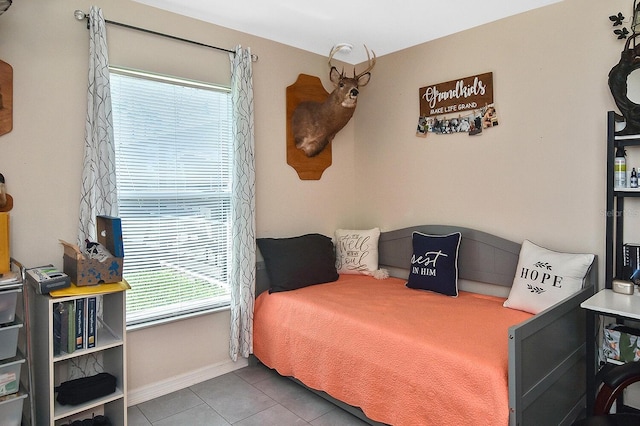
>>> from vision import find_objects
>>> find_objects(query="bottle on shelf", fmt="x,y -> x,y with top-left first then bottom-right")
615,147 -> 627,188
631,168 -> 638,188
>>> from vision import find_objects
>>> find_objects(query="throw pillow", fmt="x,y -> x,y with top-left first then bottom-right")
503,240 -> 594,314
334,228 -> 381,275
256,233 -> 338,293
405,231 -> 461,296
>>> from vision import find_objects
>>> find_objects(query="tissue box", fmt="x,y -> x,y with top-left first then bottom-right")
61,216 -> 124,286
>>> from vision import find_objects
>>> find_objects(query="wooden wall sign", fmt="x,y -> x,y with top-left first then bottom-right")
286,74 -> 332,180
419,72 -> 493,118
0,59 -> 12,136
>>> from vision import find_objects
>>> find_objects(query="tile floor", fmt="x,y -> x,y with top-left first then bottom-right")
127,363 -> 371,426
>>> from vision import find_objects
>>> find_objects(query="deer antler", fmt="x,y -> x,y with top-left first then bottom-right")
328,45 -> 345,75
355,45 -> 376,78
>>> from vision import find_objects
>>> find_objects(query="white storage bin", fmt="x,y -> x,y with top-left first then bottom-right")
0,288 -> 19,325
0,323 -> 22,361
0,393 -> 26,426
0,359 -> 24,397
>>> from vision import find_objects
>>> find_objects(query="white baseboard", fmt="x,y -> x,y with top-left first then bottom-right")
127,357 -> 249,406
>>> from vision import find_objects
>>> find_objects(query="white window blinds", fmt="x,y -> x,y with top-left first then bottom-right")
110,68 -> 233,326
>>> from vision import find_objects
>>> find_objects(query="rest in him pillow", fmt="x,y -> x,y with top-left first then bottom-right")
405,231 -> 461,296
256,233 -> 338,293
503,240 -> 594,314
334,228 -> 380,275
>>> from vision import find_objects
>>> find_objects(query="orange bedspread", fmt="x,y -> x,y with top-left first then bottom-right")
253,274 -> 533,426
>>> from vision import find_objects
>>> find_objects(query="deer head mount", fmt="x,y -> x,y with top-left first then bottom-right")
292,45 -> 376,157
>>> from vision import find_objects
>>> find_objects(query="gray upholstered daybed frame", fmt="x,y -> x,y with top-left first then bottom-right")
252,225 -> 597,426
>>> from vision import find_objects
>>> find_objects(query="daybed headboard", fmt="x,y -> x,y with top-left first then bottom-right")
378,225 -> 521,287
256,225 -> 522,296
255,224 -> 597,296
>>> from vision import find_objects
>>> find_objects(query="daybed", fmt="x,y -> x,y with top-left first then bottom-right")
252,225 -> 597,426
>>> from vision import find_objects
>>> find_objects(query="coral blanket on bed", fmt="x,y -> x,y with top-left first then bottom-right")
253,274 -> 533,426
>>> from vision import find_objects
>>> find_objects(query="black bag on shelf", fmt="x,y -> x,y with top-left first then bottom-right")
55,372 -> 117,405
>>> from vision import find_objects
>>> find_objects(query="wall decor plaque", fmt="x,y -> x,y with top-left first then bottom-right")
417,72 -> 497,137
419,72 -> 493,118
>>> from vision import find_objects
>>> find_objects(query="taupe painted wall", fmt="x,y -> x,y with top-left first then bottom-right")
0,0 -> 626,401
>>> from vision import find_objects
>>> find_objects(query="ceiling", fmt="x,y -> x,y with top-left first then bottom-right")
134,0 -> 562,64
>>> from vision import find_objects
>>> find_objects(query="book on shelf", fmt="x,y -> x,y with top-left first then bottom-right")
53,301 -> 75,356
52,296 -> 101,354
87,296 -> 97,348
66,301 -> 75,354
623,243 -> 640,285
53,302 -> 63,356
75,298 -> 85,350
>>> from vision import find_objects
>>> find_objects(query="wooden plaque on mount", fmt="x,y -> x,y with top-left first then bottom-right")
286,74 -> 331,180
0,59 -> 13,136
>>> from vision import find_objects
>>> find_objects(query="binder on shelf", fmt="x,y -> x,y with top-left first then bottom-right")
66,301 -> 75,355
54,301 -> 76,356
623,243 -> 640,285
53,303 -> 63,356
75,298 -> 85,350
54,303 -> 69,355
87,296 -> 97,348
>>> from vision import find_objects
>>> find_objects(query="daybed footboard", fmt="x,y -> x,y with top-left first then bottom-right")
508,284 -> 595,426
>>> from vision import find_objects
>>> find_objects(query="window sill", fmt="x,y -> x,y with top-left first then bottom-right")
126,304 -> 231,332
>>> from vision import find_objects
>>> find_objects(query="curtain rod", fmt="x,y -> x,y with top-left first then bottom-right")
74,10 -> 258,62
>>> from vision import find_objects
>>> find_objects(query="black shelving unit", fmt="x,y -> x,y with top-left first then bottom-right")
605,110 -> 640,289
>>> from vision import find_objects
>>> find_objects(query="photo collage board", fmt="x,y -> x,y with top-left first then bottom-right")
417,72 -> 497,137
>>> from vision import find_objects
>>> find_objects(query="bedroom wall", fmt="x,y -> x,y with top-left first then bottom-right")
0,0 -> 626,406
0,0 -> 359,403
355,0 -> 620,264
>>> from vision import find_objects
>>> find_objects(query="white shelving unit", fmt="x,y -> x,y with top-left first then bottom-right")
29,284 -> 127,426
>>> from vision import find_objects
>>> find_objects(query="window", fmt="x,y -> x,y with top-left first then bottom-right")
110,67 -> 233,326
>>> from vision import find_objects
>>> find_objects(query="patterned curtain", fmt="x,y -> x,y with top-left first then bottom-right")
77,6 -> 118,247
229,46 -> 256,361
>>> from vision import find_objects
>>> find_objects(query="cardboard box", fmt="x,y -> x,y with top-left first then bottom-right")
61,216 -> 124,286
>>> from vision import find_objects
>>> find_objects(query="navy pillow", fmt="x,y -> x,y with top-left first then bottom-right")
257,233 -> 339,293
406,231 -> 461,296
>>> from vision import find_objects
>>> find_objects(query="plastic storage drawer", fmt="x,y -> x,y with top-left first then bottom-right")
0,358 -> 24,397
0,323 -> 22,361
0,393 -> 27,426
0,288 -> 19,325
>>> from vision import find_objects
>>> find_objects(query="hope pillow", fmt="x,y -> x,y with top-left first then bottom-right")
503,240 -> 594,314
